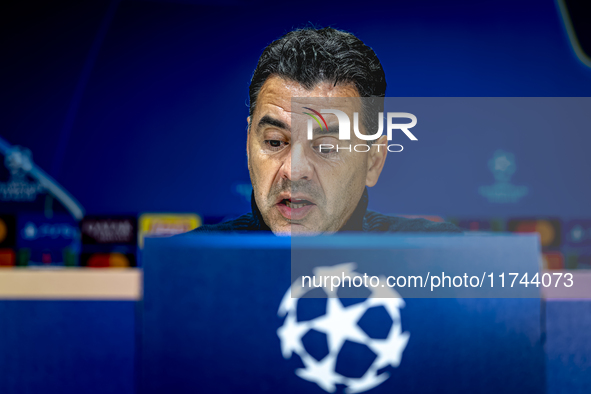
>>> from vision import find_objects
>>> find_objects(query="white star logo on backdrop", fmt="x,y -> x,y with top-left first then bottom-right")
277,263 -> 410,394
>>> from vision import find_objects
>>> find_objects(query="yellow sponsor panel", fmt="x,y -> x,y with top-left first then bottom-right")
139,213 -> 201,248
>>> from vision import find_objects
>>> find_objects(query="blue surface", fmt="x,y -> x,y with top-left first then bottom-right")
141,234 -> 545,393
0,300 -> 137,394
545,301 -> 591,393
0,235 -> 589,393
0,279 -> 588,392
2,0 -> 591,218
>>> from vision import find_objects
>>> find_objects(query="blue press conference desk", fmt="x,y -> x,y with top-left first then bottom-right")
141,234 -> 546,394
0,234 -> 589,394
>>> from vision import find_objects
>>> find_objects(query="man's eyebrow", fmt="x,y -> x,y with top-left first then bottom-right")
257,115 -> 289,132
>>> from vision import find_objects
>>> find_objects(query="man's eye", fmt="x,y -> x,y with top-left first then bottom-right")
264,140 -> 288,150
313,145 -> 337,155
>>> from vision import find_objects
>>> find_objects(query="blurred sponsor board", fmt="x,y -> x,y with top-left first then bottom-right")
16,247 -> 78,267
16,214 -> 80,266
564,253 -> 591,270
0,214 -> 16,247
80,216 -> 138,268
0,214 -> 16,266
561,220 -> 591,269
542,251 -> 564,270
81,216 -> 137,244
138,213 -> 201,248
80,252 -> 136,268
507,219 -> 561,250
0,249 -> 15,267
449,217 -> 505,232
563,220 -> 591,246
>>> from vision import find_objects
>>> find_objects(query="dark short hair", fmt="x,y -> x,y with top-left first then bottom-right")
248,27 -> 386,134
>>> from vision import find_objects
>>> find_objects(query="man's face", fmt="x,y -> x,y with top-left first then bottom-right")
247,75 -> 387,235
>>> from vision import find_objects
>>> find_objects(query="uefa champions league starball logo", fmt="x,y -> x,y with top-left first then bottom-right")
277,263 -> 410,393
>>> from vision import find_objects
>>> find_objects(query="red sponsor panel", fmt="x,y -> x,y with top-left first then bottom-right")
543,252 -> 564,270
0,249 -> 15,266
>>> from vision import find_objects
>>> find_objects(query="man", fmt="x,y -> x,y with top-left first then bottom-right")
194,27 -> 459,235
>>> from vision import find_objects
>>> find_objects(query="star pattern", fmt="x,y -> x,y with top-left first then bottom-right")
277,313 -> 311,358
277,263 -> 410,393
311,298 -> 369,352
296,353 -> 341,393
344,369 -> 390,394
368,324 -> 410,369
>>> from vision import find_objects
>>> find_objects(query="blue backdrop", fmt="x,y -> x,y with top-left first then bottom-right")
2,0 -> 590,220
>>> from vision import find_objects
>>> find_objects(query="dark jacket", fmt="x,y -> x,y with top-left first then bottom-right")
192,188 -> 461,234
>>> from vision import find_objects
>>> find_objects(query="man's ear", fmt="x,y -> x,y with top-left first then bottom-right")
365,135 -> 388,187
246,116 -> 251,158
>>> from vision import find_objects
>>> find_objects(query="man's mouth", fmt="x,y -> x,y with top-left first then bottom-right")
276,198 -> 316,221
283,198 -> 313,209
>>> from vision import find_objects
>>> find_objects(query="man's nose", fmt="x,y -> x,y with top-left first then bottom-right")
280,142 -> 313,181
